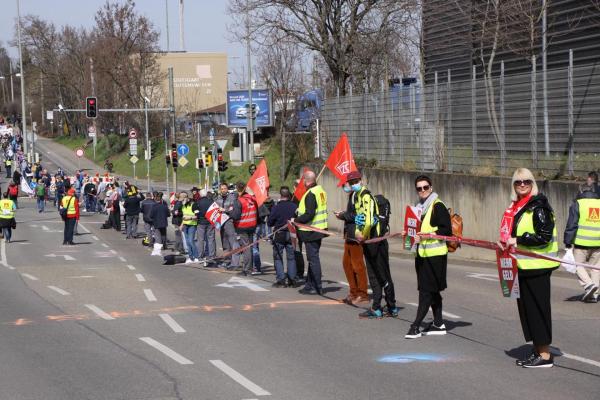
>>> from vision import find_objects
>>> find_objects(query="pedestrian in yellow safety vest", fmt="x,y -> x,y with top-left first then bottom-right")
0,193 -> 17,242
498,168 -> 559,368
564,183 -> 600,303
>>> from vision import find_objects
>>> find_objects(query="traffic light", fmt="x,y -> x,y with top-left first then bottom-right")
86,97 -> 97,118
195,158 -> 204,169
204,151 -> 212,167
217,147 -> 228,171
171,143 -> 178,169
250,103 -> 257,120
165,153 -> 171,165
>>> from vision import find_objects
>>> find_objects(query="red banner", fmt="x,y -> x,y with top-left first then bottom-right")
246,159 -> 270,207
403,206 -> 421,251
324,133 -> 358,186
205,202 -> 230,229
496,249 -> 520,298
293,167 -> 310,201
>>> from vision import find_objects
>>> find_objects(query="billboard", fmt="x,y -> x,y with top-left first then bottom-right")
226,89 -> 273,128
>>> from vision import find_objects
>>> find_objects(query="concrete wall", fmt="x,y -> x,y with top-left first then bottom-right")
318,168 -> 580,261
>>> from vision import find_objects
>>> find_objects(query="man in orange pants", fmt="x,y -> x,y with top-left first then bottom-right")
335,176 -> 369,304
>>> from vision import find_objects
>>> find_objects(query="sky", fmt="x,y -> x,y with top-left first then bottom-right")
0,0 -> 246,76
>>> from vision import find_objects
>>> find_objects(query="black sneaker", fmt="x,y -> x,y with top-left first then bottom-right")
516,351 -> 538,366
272,280 -> 288,288
582,284 -> 598,302
358,308 -> 383,319
522,353 -> 554,368
423,322 -> 447,336
405,326 -> 422,339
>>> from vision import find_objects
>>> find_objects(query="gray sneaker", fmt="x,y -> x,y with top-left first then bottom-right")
582,284 -> 598,302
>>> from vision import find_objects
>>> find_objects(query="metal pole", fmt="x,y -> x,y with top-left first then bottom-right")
9,62 -> 14,102
165,0 -> 170,52
164,127 -> 169,195
281,130 -> 285,181
246,0 -> 254,162
472,65 -> 478,166
40,71 -> 44,130
197,123 -> 201,186
542,0 -> 549,156
17,0 -> 28,157
144,99 -> 150,192
447,69 -> 452,172
530,55 -> 538,169
168,66 -> 177,192
568,49 -> 574,176
178,0 -> 185,51
90,57 -> 97,161
500,61 -> 506,174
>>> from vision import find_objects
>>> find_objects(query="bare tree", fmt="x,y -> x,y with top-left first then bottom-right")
228,0 -> 417,95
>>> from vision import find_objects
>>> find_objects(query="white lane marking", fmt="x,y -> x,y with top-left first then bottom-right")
101,243 -> 109,248
84,304 -> 115,320
139,337 -> 194,365
45,253 -> 76,261
67,275 -> 95,279
92,235 -> 99,241
215,277 -> 269,292
466,273 -> 498,282
405,302 -> 462,319
552,349 -> 600,369
159,313 -> 186,333
119,256 -> 127,262
110,249 -> 118,255
210,360 -> 271,396
337,281 -> 373,294
21,273 -> 39,281
77,223 -> 90,233
135,274 -> 146,282
0,239 -> 15,269
126,264 -> 136,270
47,285 -> 70,296
262,261 -> 274,266
144,289 -> 157,302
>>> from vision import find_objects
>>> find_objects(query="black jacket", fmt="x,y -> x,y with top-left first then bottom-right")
197,197 -> 213,225
141,199 -> 156,223
123,194 -> 145,216
268,199 -> 298,230
512,194 -> 555,248
150,201 -> 170,229
564,190 -> 599,248
339,193 -> 358,242
172,200 -> 183,225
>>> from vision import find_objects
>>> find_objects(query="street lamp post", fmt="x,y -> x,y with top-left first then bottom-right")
17,0 -> 28,157
144,96 -> 151,192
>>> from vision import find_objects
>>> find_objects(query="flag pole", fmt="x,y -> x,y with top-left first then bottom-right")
315,164 -> 327,182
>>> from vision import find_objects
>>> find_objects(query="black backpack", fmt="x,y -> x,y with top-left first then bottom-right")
374,194 -> 391,235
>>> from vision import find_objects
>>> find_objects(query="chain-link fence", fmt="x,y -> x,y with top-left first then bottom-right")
320,52 -> 600,177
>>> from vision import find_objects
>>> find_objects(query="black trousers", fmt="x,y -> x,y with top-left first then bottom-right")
517,269 -> 554,346
412,291 -> 443,328
64,218 -> 76,243
295,239 -> 305,279
363,240 -> 396,310
304,240 -> 322,292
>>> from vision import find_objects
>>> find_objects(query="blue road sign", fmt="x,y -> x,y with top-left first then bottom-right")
177,144 -> 190,156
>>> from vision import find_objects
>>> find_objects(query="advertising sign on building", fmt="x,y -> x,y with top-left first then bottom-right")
226,89 -> 273,128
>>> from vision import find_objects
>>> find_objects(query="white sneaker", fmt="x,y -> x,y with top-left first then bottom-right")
193,258 -> 201,263
423,323 -> 447,336
185,258 -> 194,264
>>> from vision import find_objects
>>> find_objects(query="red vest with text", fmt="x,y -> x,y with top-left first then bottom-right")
234,193 -> 258,229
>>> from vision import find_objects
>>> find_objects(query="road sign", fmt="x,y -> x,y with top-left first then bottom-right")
209,128 -> 215,145
130,155 -> 139,164
178,155 -> 188,167
88,125 -> 96,138
217,139 -> 228,150
177,143 -> 189,156
75,148 -> 84,158
129,138 -> 138,155
46,110 -> 54,120
129,129 -> 137,139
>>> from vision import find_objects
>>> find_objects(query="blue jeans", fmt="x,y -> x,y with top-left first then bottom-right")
273,234 -> 296,282
183,225 -> 199,260
252,225 -> 262,270
37,196 -> 45,212
304,240 -> 323,292
3,227 -> 12,241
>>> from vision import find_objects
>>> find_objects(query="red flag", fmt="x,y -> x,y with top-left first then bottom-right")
324,133 -> 357,185
293,167 -> 310,201
246,159 -> 270,207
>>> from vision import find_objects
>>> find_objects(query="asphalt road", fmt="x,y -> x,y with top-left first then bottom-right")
1,139 -> 598,399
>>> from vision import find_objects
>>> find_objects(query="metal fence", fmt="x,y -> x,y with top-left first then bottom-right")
320,51 -> 600,177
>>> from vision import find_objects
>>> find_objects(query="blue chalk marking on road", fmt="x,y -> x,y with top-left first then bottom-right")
377,353 -> 446,364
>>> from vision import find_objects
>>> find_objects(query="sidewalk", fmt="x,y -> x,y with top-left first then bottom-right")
36,136 -> 172,192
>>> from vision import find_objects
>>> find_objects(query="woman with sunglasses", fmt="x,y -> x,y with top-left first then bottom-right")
498,168 -> 559,368
404,175 -> 452,339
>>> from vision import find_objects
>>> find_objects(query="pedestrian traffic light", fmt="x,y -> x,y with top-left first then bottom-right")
165,153 -> 171,165
195,157 -> 204,169
86,97 -> 97,118
171,144 -> 178,169
217,147 -> 228,171
218,160 -> 228,172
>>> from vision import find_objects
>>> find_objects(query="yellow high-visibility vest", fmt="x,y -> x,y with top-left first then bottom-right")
182,203 -> 198,226
298,185 -> 328,231
514,210 -> 560,270
574,198 -> 600,247
0,199 -> 15,219
418,199 -> 449,258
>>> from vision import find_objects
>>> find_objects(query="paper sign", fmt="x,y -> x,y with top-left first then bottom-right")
496,249 -> 520,298
205,202 -> 230,229
403,206 -> 421,251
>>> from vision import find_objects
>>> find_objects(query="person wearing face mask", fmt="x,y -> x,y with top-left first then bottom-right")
341,171 -> 398,318
215,182 -> 240,270
404,175 -> 452,339
181,192 -> 201,264
334,173 -> 369,305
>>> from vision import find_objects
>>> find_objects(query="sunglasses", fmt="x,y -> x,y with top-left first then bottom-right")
416,185 -> 431,192
513,180 -> 533,187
